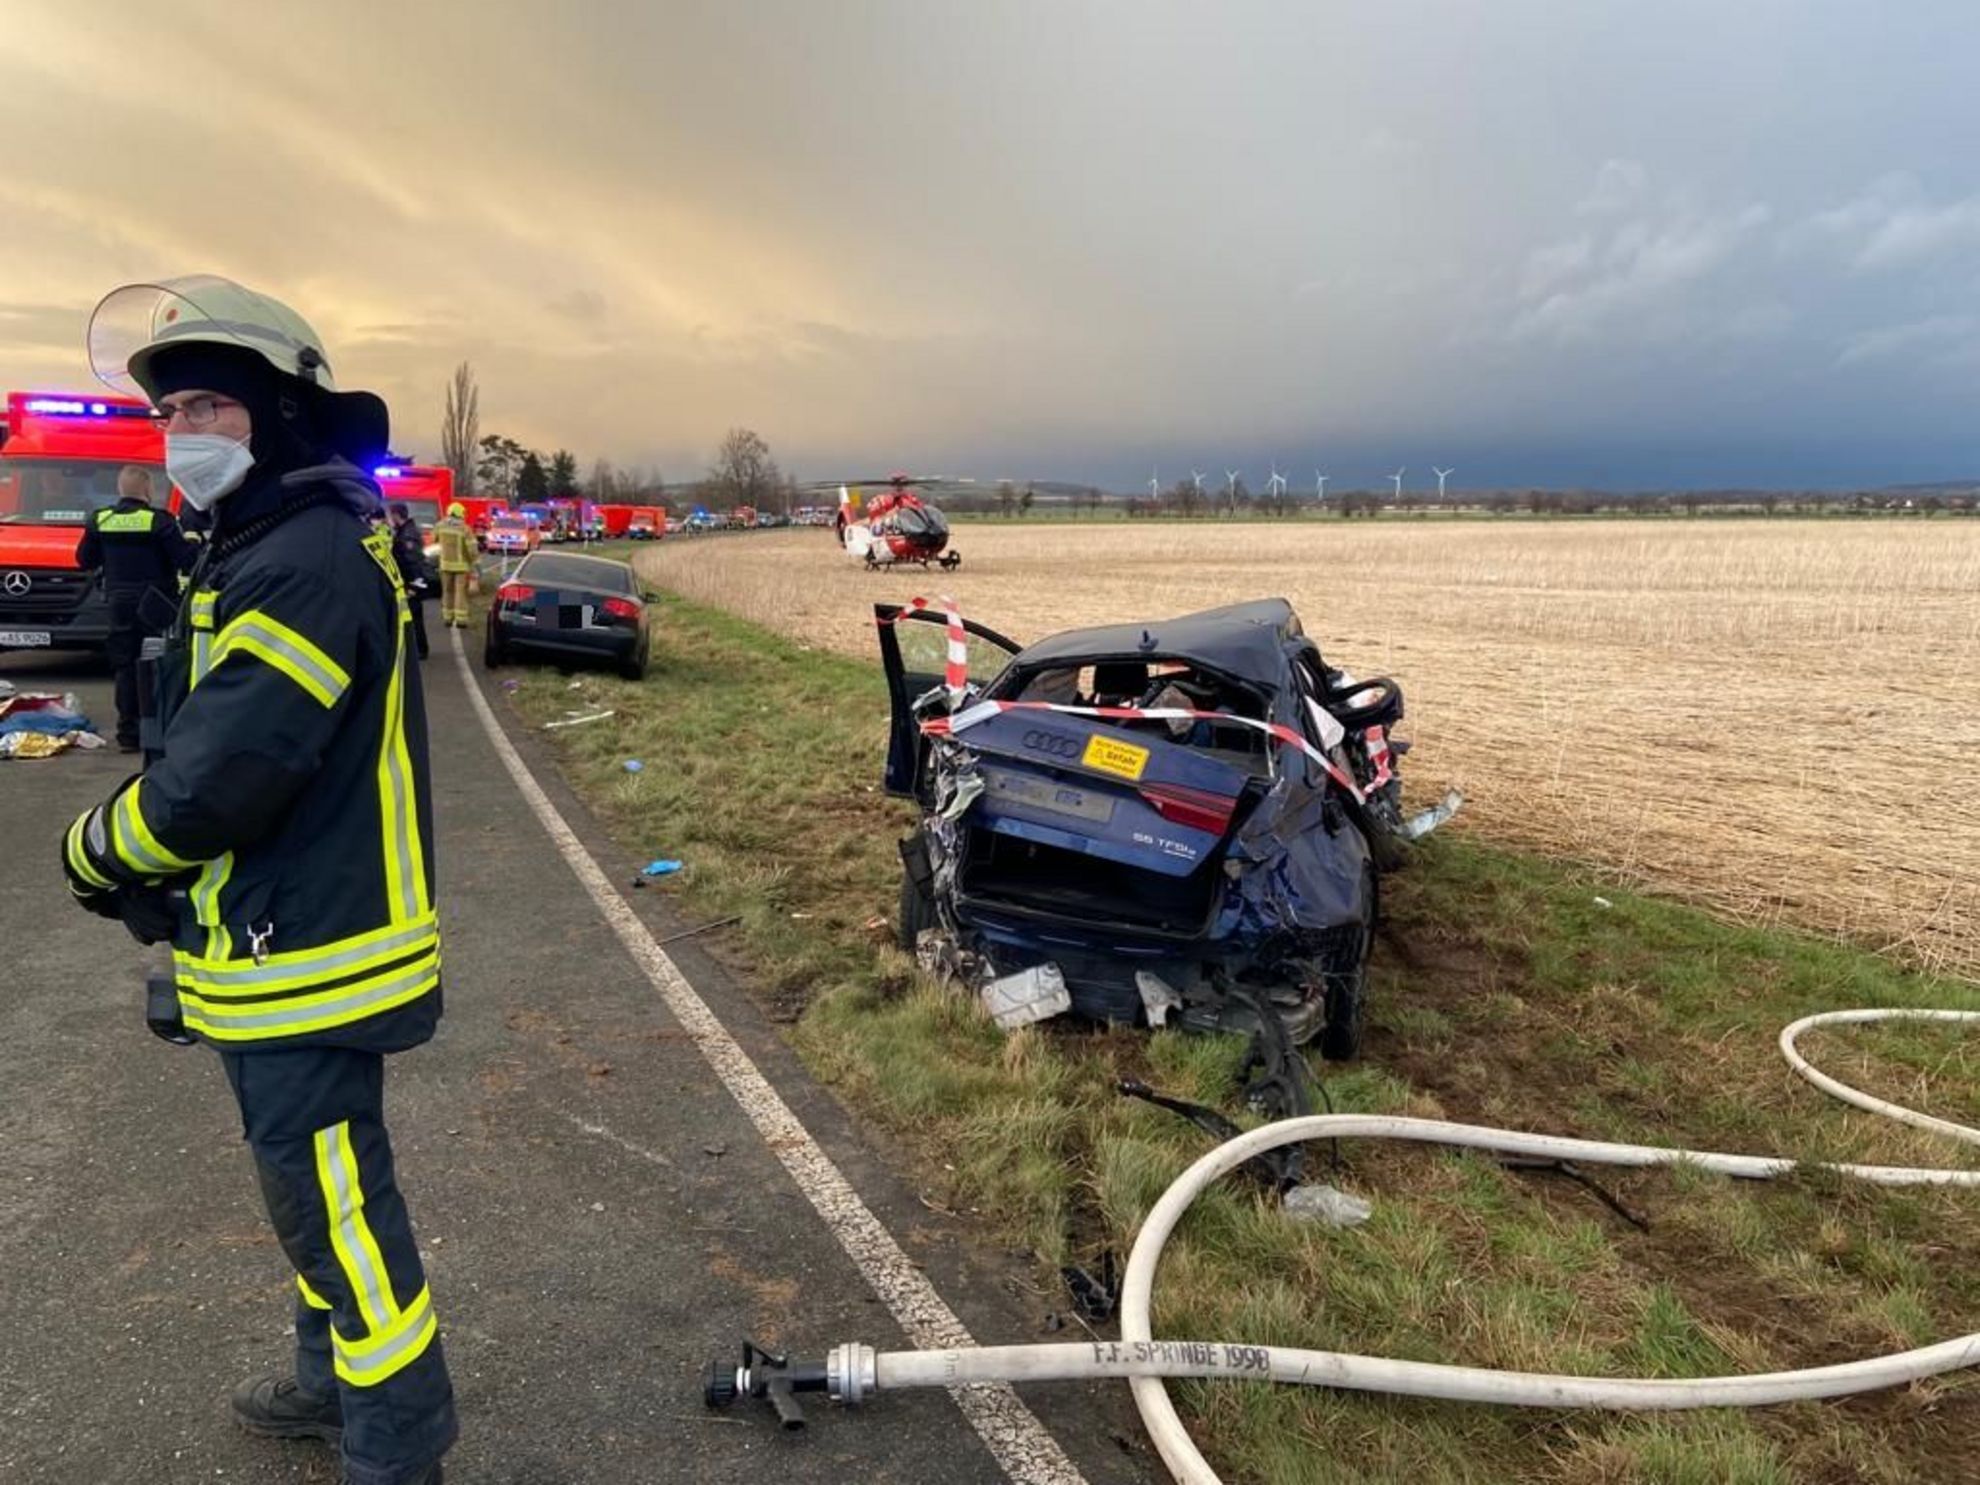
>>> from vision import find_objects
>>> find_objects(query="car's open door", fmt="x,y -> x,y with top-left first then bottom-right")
874,602 -> 1021,799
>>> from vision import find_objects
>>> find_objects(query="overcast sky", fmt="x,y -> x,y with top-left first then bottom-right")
5,2 -> 1977,489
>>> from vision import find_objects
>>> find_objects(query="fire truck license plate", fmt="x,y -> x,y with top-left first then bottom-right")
0,630 -> 52,648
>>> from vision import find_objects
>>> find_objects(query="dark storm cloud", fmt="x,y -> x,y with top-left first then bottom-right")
5,1 -> 1976,487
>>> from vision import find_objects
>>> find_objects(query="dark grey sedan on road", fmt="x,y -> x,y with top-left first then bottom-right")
484,551 -> 651,679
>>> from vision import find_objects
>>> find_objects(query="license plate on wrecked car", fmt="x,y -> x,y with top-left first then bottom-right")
0,630 -> 52,648
983,766 -> 1116,824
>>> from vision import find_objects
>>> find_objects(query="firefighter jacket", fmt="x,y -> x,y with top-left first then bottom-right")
433,517 -> 473,574
75,496 -> 195,595
70,462 -> 441,1052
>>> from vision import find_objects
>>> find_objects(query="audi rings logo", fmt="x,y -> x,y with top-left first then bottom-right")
1,572 -> 30,597
1021,728 -> 1081,760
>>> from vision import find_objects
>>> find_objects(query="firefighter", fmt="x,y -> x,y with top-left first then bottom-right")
433,502 -> 473,627
60,276 -> 455,1485
74,464 -> 195,751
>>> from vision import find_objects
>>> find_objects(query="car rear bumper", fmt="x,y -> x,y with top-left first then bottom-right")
492,619 -> 638,663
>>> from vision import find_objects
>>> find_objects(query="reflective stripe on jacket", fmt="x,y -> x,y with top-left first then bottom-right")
109,467 -> 441,1052
434,519 -> 474,574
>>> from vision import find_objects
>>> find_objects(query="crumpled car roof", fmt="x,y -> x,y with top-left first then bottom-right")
1009,597 -> 1302,690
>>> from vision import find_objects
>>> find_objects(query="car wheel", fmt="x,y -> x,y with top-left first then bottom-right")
1318,867 -> 1376,1062
619,649 -> 648,682
483,631 -> 505,668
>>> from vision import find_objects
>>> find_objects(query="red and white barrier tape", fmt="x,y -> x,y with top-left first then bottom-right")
877,595 -> 970,710
925,700 -> 1363,802
885,595 -> 1377,802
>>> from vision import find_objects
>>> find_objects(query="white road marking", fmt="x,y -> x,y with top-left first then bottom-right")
451,631 -> 1089,1485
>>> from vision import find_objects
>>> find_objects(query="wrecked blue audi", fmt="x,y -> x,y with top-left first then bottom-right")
878,598 -> 1459,1058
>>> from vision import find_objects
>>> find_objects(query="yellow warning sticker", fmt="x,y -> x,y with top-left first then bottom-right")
1081,734 -> 1150,782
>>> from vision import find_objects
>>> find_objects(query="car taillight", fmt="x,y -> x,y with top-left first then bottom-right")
1138,783 -> 1238,836
497,583 -> 534,604
602,596 -> 641,621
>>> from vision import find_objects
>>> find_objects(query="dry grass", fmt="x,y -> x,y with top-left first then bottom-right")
640,520 -> 1980,978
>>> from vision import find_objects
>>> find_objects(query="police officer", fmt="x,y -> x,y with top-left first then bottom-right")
387,502 -> 432,660
75,464 -> 194,751
60,277 -> 456,1485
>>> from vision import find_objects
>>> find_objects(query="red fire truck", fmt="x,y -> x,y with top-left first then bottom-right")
0,391 -> 169,653
371,461 -> 456,537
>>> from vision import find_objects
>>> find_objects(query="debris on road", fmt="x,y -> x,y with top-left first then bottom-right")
655,916 -> 743,948
0,692 -> 101,758
624,759 -> 644,773
0,732 -> 77,759
981,963 -> 1072,1030
1061,1251 -> 1120,1321
641,859 -> 684,877
544,709 -> 615,730
1282,1183 -> 1373,1228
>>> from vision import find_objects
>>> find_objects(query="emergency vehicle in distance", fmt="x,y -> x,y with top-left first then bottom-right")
371,461 -> 455,537
485,508 -> 542,556
0,391 -> 170,653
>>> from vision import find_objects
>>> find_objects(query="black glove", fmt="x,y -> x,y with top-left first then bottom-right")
118,885 -> 181,946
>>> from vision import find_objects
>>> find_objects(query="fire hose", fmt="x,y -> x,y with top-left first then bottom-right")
706,1008 -> 1980,1482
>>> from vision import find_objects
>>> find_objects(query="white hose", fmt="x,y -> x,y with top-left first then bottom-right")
842,1009 -> 1980,1484
1120,1008 -> 1980,1484
1779,1008 -> 1980,1146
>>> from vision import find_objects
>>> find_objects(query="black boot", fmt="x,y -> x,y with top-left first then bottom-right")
231,1373 -> 342,1445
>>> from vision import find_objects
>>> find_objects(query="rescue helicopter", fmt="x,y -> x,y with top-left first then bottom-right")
810,473 -> 966,571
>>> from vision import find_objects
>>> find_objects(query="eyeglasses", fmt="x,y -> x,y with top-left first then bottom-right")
149,394 -> 243,431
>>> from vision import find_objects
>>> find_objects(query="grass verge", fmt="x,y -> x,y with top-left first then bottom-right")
499,587 -> 1980,1485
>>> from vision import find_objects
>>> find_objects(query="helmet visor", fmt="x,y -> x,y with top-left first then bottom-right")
87,275 -> 316,397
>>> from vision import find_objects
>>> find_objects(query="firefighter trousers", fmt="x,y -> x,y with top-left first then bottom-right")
220,1047 -> 458,1485
439,571 -> 470,626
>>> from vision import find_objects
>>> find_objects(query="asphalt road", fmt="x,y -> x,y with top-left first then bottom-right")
0,643 -> 1153,1484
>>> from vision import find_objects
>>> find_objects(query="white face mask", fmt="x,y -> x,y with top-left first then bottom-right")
166,432 -> 254,511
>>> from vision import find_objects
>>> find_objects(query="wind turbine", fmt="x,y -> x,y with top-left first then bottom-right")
1148,468 -> 1160,502
1267,466 -> 1287,502
1315,471 -> 1329,502
1389,467 -> 1405,502
1433,466 -> 1455,502
1225,469 -> 1240,516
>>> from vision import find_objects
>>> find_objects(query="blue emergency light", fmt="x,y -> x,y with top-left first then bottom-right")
374,466 -> 403,479
22,396 -> 141,419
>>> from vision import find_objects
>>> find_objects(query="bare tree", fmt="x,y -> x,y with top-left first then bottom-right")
587,458 -> 619,502
441,362 -> 479,495
707,427 -> 780,510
